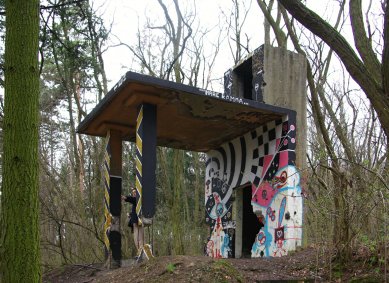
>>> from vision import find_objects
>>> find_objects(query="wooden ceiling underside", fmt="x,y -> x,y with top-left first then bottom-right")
77,72 -> 291,152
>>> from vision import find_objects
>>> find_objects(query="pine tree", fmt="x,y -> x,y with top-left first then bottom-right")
0,1 -> 41,282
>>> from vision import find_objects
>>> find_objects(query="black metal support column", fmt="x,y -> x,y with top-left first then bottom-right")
135,103 -> 157,222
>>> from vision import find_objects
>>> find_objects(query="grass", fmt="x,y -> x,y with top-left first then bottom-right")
166,262 -> 176,273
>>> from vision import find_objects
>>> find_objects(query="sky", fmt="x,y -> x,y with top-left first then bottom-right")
92,0 -> 265,91
90,0 -> 383,116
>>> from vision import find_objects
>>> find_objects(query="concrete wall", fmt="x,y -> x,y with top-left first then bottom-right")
206,45 -> 306,259
224,45 -> 307,172
204,117 -> 303,258
263,45 -> 307,172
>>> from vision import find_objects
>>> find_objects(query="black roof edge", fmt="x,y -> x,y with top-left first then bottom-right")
77,71 -> 296,134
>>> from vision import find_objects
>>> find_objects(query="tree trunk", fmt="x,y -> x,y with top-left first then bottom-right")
1,1 -> 41,282
333,173 -> 351,264
171,149 -> 185,255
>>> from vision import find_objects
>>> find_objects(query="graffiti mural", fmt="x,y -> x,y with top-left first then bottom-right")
251,165 -> 302,257
252,46 -> 265,102
205,165 -> 234,258
223,69 -> 233,97
205,116 -> 303,258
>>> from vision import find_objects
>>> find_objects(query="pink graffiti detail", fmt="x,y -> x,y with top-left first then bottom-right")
251,182 -> 276,207
262,155 -> 273,178
273,171 -> 287,189
279,151 -> 288,168
252,169 -> 288,206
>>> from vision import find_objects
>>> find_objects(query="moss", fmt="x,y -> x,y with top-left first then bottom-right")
166,263 -> 176,273
211,260 -> 244,283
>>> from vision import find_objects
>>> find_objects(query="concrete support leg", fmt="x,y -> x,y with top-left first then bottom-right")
109,130 -> 123,268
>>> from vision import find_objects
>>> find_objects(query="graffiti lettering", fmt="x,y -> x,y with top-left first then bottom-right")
198,88 -> 249,105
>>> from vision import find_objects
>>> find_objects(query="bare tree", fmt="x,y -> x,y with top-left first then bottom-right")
278,0 -> 389,164
221,0 -> 252,64
37,0 -> 110,267
257,0 -> 388,266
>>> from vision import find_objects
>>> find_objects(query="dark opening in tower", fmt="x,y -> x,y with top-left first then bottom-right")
234,184 -> 262,258
234,57 -> 253,100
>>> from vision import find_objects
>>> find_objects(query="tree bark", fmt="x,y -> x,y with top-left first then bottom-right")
383,0 -> 389,117
1,1 -> 41,282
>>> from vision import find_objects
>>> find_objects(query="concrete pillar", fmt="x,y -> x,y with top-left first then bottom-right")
261,45 -> 307,252
108,130 -> 122,268
102,130 -> 122,268
233,188 -> 243,258
262,44 -> 307,171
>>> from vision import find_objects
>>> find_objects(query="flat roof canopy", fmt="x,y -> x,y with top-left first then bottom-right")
77,71 -> 293,152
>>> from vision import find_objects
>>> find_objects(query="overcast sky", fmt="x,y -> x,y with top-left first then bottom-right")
92,0 -> 383,95
93,0 -> 265,91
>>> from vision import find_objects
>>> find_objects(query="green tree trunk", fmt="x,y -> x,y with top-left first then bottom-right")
0,1 -> 41,282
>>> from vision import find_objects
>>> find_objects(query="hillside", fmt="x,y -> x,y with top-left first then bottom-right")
43,247 -> 386,282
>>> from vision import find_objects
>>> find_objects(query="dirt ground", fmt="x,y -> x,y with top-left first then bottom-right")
43,247 -> 387,282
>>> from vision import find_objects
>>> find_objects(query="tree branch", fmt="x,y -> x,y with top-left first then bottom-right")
257,0 -> 287,47
278,0 -> 389,142
382,0 -> 389,99
40,0 -> 87,11
278,0 -> 380,93
349,0 -> 381,83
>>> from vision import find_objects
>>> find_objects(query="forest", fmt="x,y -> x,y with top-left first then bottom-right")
0,0 -> 388,282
